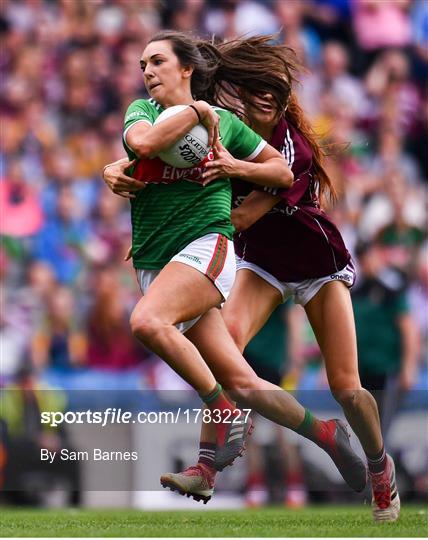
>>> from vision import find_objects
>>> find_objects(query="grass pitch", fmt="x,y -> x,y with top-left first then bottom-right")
0,505 -> 427,537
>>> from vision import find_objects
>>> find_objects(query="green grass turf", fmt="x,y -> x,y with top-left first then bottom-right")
1,505 -> 427,537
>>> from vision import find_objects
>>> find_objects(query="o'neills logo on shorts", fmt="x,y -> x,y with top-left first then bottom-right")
178,253 -> 202,265
330,273 -> 352,282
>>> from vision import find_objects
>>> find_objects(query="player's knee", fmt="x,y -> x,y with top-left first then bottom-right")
329,369 -> 362,410
228,388 -> 251,403
332,387 -> 363,412
223,316 -> 246,352
130,310 -> 163,345
224,374 -> 260,402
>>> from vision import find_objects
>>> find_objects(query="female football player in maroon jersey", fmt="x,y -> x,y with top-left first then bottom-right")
153,37 -> 399,520
188,36 -> 397,521
103,34 -> 387,515
204,37 -> 399,522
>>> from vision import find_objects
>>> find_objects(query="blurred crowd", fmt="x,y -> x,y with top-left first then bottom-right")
0,0 -> 427,509
0,0 -> 427,390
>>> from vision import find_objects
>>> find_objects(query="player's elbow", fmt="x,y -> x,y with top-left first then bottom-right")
263,158 -> 293,188
278,160 -> 294,188
132,140 -> 156,160
126,134 -> 156,160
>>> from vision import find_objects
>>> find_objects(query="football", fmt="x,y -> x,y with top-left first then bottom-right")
154,104 -> 210,168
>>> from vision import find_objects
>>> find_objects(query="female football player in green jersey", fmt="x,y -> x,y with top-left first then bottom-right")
121,30 -> 295,468
104,31 -> 367,491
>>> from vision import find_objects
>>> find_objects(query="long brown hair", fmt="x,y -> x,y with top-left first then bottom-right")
199,35 -> 337,205
198,36 -> 295,114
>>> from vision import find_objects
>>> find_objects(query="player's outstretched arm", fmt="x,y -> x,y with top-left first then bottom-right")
203,142 -> 293,188
231,190 -> 280,232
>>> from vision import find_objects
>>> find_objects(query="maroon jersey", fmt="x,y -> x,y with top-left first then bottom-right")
233,116 -> 350,281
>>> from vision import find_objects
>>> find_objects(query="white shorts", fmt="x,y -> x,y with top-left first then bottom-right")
236,258 -> 356,306
136,233 -> 236,333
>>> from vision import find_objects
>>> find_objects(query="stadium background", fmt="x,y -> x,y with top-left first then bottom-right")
0,0 -> 427,511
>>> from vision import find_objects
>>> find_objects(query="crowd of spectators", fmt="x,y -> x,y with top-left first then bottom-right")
1,0 -> 427,394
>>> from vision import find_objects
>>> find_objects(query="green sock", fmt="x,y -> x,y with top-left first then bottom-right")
200,383 -> 223,404
296,409 -> 315,435
295,409 -> 334,450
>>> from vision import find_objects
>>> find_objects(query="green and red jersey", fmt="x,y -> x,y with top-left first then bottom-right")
123,98 -> 266,269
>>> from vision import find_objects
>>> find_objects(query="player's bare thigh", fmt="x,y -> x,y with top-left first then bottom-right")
304,280 -> 362,391
132,261 -> 222,326
222,269 -> 282,351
